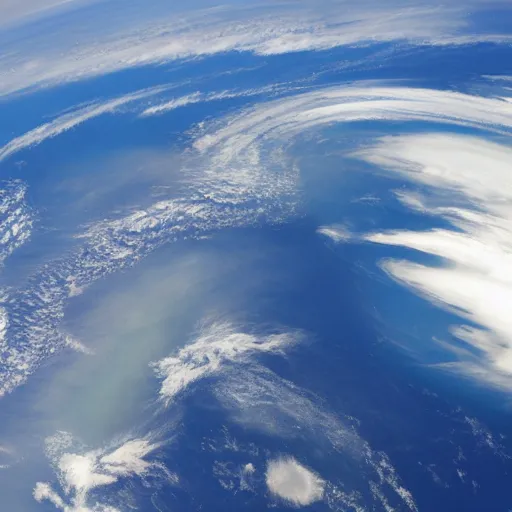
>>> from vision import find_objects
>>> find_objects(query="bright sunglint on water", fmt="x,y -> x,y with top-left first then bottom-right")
0,1 -> 512,511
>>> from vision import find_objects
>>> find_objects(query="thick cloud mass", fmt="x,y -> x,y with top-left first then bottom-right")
266,457 -> 325,506
355,134 -> 512,388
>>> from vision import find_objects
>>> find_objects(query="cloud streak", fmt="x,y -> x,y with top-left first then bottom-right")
0,0 -> 88,28
0,86 -> 167,163
195,86 -> 512,153
352,133 -> 512,389
1,0 -> 511,96
140,84 -> 290,117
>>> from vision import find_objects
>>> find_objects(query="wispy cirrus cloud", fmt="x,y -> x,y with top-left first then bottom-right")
0,85 -> 167,162
0,0 -> 91,28
1,0 -> 511,97
194,86 -> 512,158
140,84 -> 290,117
0,82 -> 291,163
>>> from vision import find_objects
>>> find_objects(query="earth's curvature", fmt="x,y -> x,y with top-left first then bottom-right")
0,1 -> 512,511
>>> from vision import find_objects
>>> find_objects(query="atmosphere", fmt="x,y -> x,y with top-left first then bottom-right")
0,1 -> 512,511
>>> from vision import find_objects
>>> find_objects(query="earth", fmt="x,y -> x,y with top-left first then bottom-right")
1,1 -> 512,511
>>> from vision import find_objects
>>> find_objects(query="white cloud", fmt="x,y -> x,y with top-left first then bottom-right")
0,106 -> 298,399
243,462 -> 256,474
33,483 -> 67,510
140,92 -> 203,117
0,0 -> 88,28
0,180 -> 33,392
64,335 -> 94,355
153,322 -> 298,403
2,83 -> 512,401
0,180 -> 33,265
0,444 -> 14,471
483,75 -> 512,83
317,224 -> 352,243
34,432 -> 171,511
215,366 -> 417,511
192,85 -> 512,240
195,86 -> 512,157
352,133 -> 512,389
151,315 -> 416,510
139,84 -> 295,117
215,365 -> 358,449
0,85 -> 167,163
191,91 -> 512,392
266,457 -> 325,507
1,0 -> 511,96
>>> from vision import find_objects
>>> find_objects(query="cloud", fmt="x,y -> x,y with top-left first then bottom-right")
139,84 -> 289,117
317,224 -> 352,243
0,85 -> 167,163
34,431 -> 172,511
0,0 -> 88,28
153,321 -> 299,403
140,92 -> 203,117
194,86 -> 512,157
0,103 -> 298,399
266,457 -> 325,507
0,180 -> 33,264
215,366 -> 355,449
1,0 -> 511,96
352,133 -> 512,389
187,85 -> 512,255
2,83 -> 512,401
151,315 -> 416,510
215,366 -> 417,511
0,180 -> 33,391
0,444 -> 14,470
150,313 -> 417,511
192,86 -> 512,394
